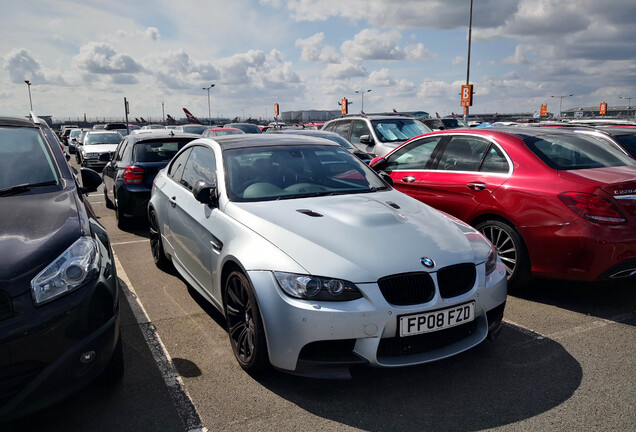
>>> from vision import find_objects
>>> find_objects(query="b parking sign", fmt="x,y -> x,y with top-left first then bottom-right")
461,85 -> 473,107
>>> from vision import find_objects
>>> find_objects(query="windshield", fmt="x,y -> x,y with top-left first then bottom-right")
0,127 -> 59,192
224,144 -> 389,202
182,125 -> 209,134
85,132 -> 121,145
371,119 -> 431,143
523,133 -> 636,170
299,132 -> 355,149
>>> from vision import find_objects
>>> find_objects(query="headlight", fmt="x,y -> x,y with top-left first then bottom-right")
31,237 -> 99,305
485,243 -> 498,275
274,272 -> 362,301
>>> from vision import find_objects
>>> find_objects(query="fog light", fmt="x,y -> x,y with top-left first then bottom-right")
80,351 -> 96,363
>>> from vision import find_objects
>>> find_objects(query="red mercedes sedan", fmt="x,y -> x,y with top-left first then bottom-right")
370,127 -> 636,288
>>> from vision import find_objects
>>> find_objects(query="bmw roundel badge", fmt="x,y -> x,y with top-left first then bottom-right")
420,257 -> 435,268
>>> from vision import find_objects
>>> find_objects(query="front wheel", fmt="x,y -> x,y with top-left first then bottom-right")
475,219 -> 530,289
225,271 -> 269,373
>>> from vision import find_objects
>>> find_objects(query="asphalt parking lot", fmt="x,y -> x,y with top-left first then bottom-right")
4,162 -> 635,432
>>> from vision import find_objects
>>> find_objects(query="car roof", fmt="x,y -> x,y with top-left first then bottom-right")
207,133 -> 341,150
0,116 -> 39,128
128,131 -> 202,143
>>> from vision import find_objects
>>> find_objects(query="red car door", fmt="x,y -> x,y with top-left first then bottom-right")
413,135 -> 511,221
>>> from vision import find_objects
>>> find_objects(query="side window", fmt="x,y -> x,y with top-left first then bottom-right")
386,137 -> 443,170
122,140 -> 134,162
322,123 -> 336,132
332,121 -> 351,140
350,120 -> 371,144
480,145 -> 510,174
437,136 -> 489,172
169,148 -> 192,183
114,139 -> 127,161
180,146 -> 216,191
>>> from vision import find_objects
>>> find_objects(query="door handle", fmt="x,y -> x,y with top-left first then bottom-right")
467,182 -> 487,191
401,176 -> 416,183
169,196 -> 177,207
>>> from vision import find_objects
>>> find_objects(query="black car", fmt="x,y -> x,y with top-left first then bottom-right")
0,114 -> 123,422
224,122 -> 262,134
101,130 -> 200,228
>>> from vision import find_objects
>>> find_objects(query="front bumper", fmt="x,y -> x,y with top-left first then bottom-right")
248,261 -> 507,377
0,273 -> 120,422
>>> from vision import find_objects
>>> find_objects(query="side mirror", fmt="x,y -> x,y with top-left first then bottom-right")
80,167 -> 102,194
359,135 -> 374,145
369,156 -> 387,170
193,180 -> 218,207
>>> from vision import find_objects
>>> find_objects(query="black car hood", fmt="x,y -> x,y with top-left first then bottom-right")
0,188 -> 82,296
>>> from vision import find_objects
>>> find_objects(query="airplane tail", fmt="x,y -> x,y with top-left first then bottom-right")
183,108 -> 202,124
140,117 -> 147,123
436,112 -> 441,118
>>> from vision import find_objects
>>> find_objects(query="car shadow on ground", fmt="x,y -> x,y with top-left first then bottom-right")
251,324 -> 582,432
512,277 -> 636,326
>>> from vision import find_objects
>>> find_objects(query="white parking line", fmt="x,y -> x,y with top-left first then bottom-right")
111,239 -> 150,246
114,254 -> 207,432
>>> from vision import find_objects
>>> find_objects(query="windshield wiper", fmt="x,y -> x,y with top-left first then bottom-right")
0,180 -> 58,196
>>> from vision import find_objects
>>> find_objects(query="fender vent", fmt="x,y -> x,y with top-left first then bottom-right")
297,209 -> 323,217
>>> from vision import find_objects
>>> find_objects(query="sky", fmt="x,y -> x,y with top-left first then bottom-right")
1,0 -> 635,122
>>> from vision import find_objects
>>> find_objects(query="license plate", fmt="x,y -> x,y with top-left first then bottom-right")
399,302 -> 475,337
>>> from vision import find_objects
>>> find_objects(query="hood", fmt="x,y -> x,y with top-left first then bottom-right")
81,144 -> 118,154
226,190 -> 482,283
0,189 -> 81,296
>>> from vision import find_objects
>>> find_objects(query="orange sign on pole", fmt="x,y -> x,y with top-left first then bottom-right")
274,103 -> 279,116
341,98 -> 349,115
461,85 -> 473,107
540,104 -> 548,117
599,102 -> 607,115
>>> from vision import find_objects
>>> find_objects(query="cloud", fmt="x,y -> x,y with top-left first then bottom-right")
322,62 -> 368,80
3,49 -> 46,83
404,43 -> 434,61
295,33 -> 340,63
145,27 -> 160,41
369,69 -> 397,87
502,45 -> 530,65
153,50 -> 221,90
74,42 -> 145,75
341,29 -> 405,61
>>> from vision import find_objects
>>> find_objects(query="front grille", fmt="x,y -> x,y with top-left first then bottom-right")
0,362 -> 46,407
377,320 -> 478,359
437,264 -> 476,298
0,291 -> 12,321
378,272 -> 435,306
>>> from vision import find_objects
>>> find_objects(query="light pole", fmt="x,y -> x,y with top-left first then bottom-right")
354,89 -> 371,112
619,96 -> 633,108
550,94 -> 574,119
202,84 -> 215,125
24,80 -> 33,111
463,0 -> 473,125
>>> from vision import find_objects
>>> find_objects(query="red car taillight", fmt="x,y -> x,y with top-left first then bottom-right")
558,192 -> 626,225
123,166 -> 144,185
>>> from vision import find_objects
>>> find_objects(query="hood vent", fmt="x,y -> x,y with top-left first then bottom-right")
386,201 -> 401,209
297,209 -> 323,217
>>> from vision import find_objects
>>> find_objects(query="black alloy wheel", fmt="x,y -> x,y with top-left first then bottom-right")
476,219 -> 530,289
225,271 -> 268,372
148,209 -> 171,270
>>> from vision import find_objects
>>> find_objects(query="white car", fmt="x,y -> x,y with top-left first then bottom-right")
77,131 -> 122,169
148,134 -> 507,377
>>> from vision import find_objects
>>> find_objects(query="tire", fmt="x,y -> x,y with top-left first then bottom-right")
148,209 -> 172,271
104,187 -> 114,209
114,193 -> 129,229
99,336 -> 124,385
224,271 -> 269,373
475,219 -> 531,290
